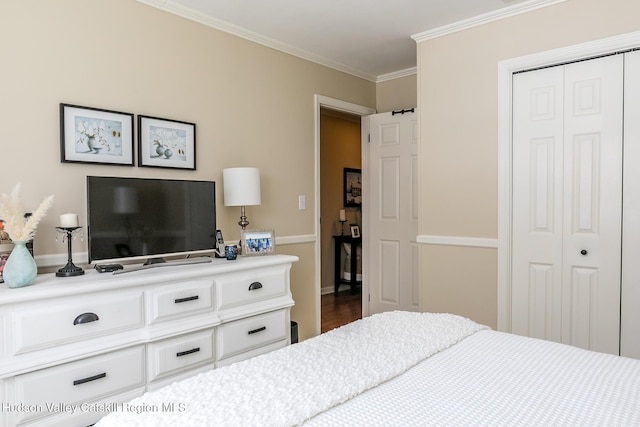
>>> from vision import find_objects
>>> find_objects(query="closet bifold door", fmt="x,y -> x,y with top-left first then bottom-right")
511,65 -> 565,344
560,56 -> 623,356
511,54 -> 624,356
621,50 -> 640,360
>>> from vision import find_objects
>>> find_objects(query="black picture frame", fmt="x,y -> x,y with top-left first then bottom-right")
343,168 -> 362,207
60,103 -> 134,166
138,115 -> 196,170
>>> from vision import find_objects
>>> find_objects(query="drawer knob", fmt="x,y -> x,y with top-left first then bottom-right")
248,281 -> 263,291
175,295 -> 199,304
73,312 -> 99,325
176,347 -> 201,357
248,326 -> 266,335
73,372 -> 106,386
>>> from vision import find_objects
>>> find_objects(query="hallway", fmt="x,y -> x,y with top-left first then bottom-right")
321,291 -> 361,333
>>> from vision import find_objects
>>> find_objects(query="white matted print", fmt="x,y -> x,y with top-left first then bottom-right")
138,115 -> 196,170
60,103 -> 134,166
241,229 -> 276,256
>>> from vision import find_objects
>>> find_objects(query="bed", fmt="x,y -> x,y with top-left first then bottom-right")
96,311 -> 640,426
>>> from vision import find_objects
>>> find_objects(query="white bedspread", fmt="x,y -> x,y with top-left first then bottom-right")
305,330 -> 640,426
96,311 -> 485,427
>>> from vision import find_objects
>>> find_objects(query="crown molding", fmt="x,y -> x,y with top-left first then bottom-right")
376,67 -> 417,83
136,0 -> 564,83
135,0 -> 378,82
412,0 -> 567,43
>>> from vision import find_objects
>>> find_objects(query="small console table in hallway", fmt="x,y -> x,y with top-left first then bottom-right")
333,235 -> 361,295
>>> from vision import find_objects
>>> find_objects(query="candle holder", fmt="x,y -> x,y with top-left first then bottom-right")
339,219 -> 347,236
55,227 -> 84,277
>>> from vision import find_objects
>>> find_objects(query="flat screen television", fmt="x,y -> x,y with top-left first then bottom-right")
87,176 -> 216,264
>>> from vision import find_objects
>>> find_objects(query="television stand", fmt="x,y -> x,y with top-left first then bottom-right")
0,254 -> 297,426
113,256 -> 213,275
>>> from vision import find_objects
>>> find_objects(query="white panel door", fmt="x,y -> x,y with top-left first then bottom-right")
512,65 -> 565,342
367,111 -> 419,314
561,57 -> 623,354
621,50 -> 640,359
512,55 -> 623,355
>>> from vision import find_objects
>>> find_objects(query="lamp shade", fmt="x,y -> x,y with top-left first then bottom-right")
223,167 -> 261,206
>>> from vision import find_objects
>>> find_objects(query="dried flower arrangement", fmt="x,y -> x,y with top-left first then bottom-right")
0,184 -> 54,242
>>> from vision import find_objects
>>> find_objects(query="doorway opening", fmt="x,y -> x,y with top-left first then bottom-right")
313,95 -> 375,335
320,107 -> 362,332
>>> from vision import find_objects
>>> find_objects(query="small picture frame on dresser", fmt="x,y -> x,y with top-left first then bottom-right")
0,231 -> 13,283
241,229 -> 276,256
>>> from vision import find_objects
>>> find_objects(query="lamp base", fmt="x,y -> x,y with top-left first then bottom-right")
238,205 -> 250,229
238,217 -> 250,229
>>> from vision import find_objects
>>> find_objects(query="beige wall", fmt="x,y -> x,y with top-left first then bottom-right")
417,0 -> 640,328
319,112 -> 361,294
1,0 -> 378,341
376,74 -> 417,113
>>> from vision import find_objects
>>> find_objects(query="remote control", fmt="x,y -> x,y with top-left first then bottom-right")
95,264 -> 124,273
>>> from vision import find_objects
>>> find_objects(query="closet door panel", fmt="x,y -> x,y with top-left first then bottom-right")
512,66 -> 564,342
561,55 -> 623,355
622,50 -> 640,359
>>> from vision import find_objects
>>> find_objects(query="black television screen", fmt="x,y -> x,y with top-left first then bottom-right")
87,176 -> 216,263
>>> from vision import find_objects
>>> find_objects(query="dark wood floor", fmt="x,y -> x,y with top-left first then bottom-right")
321,291 -> 362,333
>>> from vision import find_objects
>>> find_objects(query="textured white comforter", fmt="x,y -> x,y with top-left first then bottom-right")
97,311 -> 640,426
305,329 -> 640,426
96,311 -> 485,427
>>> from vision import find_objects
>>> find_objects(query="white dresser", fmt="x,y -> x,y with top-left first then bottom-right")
0,254 -> 297,427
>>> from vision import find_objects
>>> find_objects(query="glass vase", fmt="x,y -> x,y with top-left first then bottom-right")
3,241 -> 37,288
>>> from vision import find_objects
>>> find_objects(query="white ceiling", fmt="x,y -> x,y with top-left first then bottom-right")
137,0 -> 562,82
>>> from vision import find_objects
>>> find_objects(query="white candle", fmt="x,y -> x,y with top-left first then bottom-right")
339,209 -> 346,222
60,213 -> 78,228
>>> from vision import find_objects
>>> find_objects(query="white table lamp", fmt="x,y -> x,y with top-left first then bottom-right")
223,167 -> 261,230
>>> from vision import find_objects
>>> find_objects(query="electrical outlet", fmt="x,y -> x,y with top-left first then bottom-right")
298,195 -> 306,210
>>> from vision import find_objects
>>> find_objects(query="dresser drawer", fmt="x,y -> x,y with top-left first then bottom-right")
215,266 -> 287,310
147,329 -> 214,382
12,346 -> 145,425
147,279 -> 214,323
217,309 -> 287,361
13,291 -> 144,354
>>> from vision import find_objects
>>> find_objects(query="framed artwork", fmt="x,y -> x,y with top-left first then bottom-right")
343,168 -> 362,207
60,103 -> 134,165
138,115 -> 196,169
350,224 -> 361,239
241,229 -> 276,256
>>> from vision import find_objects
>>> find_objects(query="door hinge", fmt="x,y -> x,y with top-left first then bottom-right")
368,133 -> 370,143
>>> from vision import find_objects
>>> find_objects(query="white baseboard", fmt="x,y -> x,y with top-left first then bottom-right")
321,284 -> 353,295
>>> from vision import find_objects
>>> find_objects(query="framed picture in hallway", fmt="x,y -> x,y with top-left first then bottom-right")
343,168 -> 362,207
